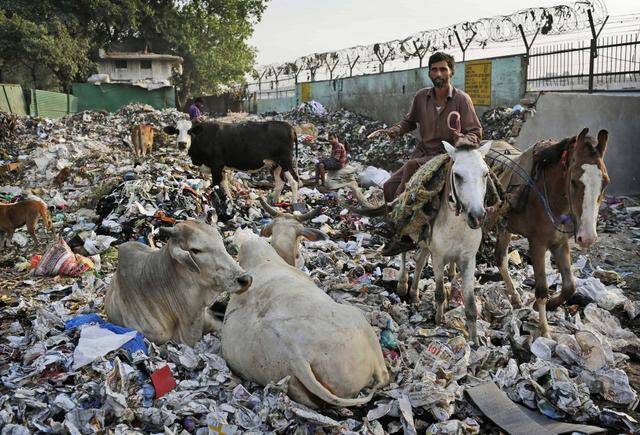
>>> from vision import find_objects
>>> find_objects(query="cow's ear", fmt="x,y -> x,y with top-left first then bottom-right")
171,246 -> 201,273
188,124 -> 204,135
297,228 -> 328,242
164,126 -> 178,135
260,223 -> 273,237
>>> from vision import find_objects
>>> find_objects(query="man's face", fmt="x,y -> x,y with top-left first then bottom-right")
429,60 -> 452,88
329,136 -> 337,145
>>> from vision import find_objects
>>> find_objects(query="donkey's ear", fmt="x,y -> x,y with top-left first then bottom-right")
478,141 -> 492,157
442,141 -> 456,159
577,128 -> 589,144
596,129 -> 608,156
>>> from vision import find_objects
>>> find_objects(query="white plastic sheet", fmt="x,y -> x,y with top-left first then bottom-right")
72,325 -> 137,370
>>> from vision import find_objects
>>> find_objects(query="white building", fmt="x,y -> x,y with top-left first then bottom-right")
92,49 -> 184,89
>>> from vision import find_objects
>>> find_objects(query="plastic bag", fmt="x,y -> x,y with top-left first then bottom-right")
33,238 -> 94,277
360,166 -> 391,188
72,325 -> 137,370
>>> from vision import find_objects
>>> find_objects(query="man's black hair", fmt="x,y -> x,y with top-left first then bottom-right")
428,52 -> 455,74
194,96 -> 204,104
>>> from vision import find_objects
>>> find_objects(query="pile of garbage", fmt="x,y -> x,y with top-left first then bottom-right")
277,102 -> 418,172
481,105 -> 533,143
1,104 -> 639,434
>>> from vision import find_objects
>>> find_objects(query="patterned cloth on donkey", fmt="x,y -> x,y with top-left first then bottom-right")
388,149 -> 503,243
486,138 -> 558,214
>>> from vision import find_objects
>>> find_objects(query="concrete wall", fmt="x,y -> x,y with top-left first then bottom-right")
98,59 -> 174,83
256,96 -> 297,114
307,67 -> 437,126
251,54 -> 525,125
516,92 -> 640,195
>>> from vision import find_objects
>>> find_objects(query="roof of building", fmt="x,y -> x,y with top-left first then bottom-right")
98,49 -> 183,63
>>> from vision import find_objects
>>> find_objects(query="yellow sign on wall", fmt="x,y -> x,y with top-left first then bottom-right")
300,82 -> 311,102
465,61 -> 492,106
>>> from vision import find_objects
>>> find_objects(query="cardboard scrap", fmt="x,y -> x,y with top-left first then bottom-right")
466,381 -> 605,435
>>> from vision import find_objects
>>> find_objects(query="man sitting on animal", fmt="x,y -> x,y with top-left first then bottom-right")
368,51 -> 482,254
315,132 -> 348,187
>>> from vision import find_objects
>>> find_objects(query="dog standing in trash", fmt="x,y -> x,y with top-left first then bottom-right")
0,199 -> 53,248
130,124 -> 154,157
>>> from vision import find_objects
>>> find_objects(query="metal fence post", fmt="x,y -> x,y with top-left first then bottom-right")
588,38 -> 596,93
587,10 -> 609,93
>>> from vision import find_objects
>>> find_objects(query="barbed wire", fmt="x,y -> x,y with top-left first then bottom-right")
253,0 -> 608,84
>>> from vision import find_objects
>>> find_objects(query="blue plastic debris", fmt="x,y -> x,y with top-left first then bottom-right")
380,329 -> 398,349
65,313 -> 148,357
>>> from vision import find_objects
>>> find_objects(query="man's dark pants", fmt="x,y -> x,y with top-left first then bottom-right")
383,144 -> 444,203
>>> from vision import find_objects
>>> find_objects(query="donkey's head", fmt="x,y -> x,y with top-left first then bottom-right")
258,198 -> 328,267
443,141 -> 492,229
566,128 -> 610,249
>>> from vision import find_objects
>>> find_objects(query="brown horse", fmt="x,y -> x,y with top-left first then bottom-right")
493,128 -> 609,338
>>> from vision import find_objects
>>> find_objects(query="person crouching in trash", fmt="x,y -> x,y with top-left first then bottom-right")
315,132 -> 348,186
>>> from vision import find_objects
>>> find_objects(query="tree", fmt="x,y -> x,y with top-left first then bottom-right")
0,0 -> 267,99
136,0 -> 267,104
0,11 -> 91,91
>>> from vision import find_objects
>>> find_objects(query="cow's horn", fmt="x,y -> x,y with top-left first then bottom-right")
295,207 -> 323,222
258,197 -> 280,217
159,226 -> 179,238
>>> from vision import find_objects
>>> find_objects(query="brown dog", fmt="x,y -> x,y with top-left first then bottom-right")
131,124 -> 154,157
0,199 -> 53,248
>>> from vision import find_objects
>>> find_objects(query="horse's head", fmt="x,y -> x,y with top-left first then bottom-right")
567,128 -> 610,249
443,140 -> 492,229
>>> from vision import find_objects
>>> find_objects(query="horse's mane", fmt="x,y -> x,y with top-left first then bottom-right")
455,142 -> 479,152
534,136 -> 576,167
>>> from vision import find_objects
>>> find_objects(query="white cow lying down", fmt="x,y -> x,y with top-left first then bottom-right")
222,229 -> 389,408
105,220 -> 252,346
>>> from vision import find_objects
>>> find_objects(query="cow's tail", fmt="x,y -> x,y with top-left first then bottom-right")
289,127 -> 300,182
292,128 -> 299,161
292,360 -> 375,407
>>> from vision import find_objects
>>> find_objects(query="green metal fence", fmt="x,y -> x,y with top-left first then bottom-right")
72,83 -> 176,112
0,84 -> 28,115
29,89 -> 78,118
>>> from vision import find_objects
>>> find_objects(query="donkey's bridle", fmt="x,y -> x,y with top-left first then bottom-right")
541,164 -> 578,241
485,149 -> 576,236
446,161 -> 463,215
446,159 -> 491,217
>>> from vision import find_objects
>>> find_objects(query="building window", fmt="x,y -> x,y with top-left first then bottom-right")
141,60 -> 152,69
115,60 -> 127,69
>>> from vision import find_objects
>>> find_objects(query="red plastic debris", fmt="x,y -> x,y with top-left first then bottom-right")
150,365 -> 177,398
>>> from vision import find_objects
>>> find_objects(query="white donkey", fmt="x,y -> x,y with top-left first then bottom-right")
397,141 -> 492,346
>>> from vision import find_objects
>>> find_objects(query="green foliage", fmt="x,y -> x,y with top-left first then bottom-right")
0,5 -> 95,91
0,0 -> 267,98
162,0 -> 267,102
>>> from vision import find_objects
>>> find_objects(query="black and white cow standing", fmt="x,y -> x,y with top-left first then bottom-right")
164,120 -> 300,206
